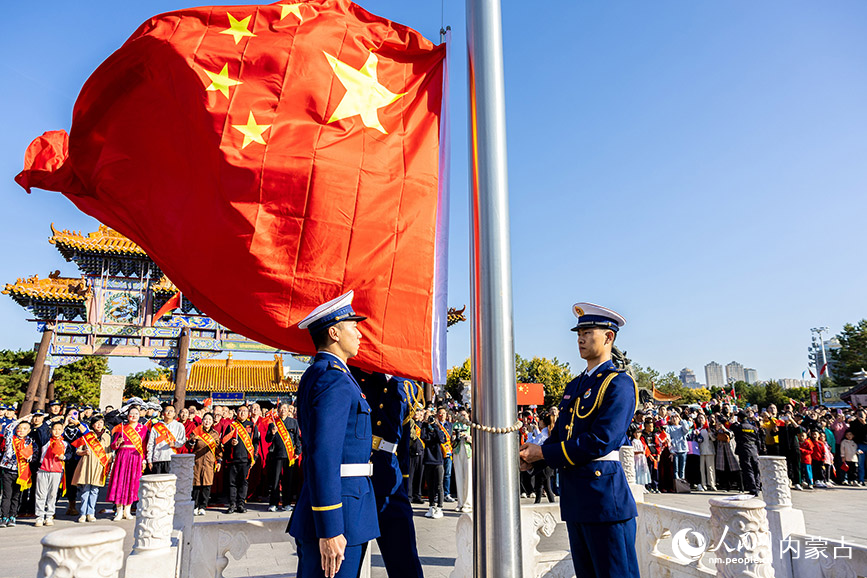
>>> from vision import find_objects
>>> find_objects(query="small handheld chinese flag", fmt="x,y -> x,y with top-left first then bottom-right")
16,1 -> 449,383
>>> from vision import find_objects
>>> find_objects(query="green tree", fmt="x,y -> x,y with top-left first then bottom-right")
0,349 -> 36,405
126,368 -> 171,399
785,386 -> 816,403
681,387 -> 712,404
515,355 -> 575,407
52,356 -> 110,406
630,363 -> 659,392
832,320 -> 867,384
445,358 -> 472,403
761,381 -> 790,407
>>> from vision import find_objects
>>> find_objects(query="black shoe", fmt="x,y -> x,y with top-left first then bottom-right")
411,498 -> 424,504
236,505 -> 247,514
226,506 -> 236,514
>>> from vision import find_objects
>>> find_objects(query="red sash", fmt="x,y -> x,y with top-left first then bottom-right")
274,418 -> 296,462
194,427 -> 219,470
231,422 -> 255,467
436,421 -> 453,458
77,432 -> 110,485
152,422 -> 178,453
12,437 -> 33,491
113,424 -> 145,457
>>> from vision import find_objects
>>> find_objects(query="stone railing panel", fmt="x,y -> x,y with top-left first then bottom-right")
38,525 -> 126,578
636,502 -> 716,578
788,534 -> 867,578
708,495 -> 773,578
171,453 -> 196,578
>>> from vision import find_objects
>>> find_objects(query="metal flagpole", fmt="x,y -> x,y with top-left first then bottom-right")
466,0 -> 523,576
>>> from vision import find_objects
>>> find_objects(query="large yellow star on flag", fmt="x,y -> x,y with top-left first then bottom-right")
231,112 -> 271,149
202,64 -> 243,98
280,3 -> 304,22
324,51 -> 406,134
220,13 -> 256,45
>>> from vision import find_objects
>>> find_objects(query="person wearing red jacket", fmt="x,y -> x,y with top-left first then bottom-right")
799,431 -> 814,489
809,430 -> 828,488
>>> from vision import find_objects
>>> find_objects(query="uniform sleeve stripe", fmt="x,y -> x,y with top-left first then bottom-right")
561,441 -> 575,466
311,503 -> 342,511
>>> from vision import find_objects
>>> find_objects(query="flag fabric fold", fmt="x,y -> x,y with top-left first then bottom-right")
16,0 -> 447,383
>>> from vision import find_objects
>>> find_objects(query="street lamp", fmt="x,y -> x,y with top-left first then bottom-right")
810,326 -> 830,404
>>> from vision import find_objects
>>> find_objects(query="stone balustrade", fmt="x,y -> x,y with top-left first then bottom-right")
37,525 -> 125,578
126,473 -> 179,578
172,453 -> 196,577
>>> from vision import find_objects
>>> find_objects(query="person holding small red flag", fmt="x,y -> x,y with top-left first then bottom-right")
265,403 -> 301,512
220,405 -> 259,514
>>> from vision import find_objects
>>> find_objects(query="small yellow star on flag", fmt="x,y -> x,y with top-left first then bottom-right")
280,3 -> 304,22
231,112 -> 271,149
324,51 -> 406,134
202,64 -> 243,98
220,13 -> 256,45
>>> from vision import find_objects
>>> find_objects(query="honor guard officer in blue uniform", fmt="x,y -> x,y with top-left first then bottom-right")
350,368 -> 425,578
288,291 -> 379,578
520,302 -> 639,578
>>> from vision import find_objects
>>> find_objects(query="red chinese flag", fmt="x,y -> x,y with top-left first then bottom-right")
16,1 -> 449,383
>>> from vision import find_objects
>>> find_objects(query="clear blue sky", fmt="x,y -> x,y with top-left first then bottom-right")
2,1 -> 866,383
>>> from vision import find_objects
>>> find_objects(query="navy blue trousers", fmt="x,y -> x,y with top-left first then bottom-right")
566,518 -> 639,578
375,489 -> 424,578
296,539 -> 366,578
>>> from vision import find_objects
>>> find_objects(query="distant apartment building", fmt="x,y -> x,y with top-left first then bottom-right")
679,368 -> 697,386
726,361 -> 746,384
744,368 -> 758,385
778,378 -> 802,389
705,362 -> 725,388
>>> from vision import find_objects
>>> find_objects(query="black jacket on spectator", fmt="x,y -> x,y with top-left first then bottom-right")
420,421 -> 445,465
222,419 -> 260,462
849,418 -> 867,445
265,417 -> 301,459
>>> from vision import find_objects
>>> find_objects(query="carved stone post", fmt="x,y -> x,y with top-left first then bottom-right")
708,495 -> 775,578
759,455 -> 804,578
126,474 -> 178,578
620,445 -> 636,483
172,453 -> 196,578
620,444 -> 644,503
38,525 -> 125,578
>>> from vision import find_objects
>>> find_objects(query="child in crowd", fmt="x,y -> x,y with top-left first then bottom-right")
641,418 -> 660,493
819,431 -> 834,487
35,420 -> 68,527
809,430 -> 827,488
0,416 -> 36,527
631,425 -> 651,487
798,431 -> 814,490
840,430 -> 861,485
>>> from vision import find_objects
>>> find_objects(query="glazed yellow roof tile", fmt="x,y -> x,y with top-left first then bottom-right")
141,353 -> 300,393
2,272 -> 90,302
49,223 -> 148,256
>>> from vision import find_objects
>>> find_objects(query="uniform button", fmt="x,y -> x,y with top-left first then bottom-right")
376,421 -> 382,426
595,470 -> 601,477
383,388 -> 388,393
379,404 -> 384,409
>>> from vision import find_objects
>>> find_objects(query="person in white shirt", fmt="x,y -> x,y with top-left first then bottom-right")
146,405 -> 187,474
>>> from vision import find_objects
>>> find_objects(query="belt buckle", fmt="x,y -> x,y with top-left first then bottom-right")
371,436 -> 382,451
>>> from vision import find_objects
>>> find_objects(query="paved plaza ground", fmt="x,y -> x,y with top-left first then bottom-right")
2,486 -> 865,577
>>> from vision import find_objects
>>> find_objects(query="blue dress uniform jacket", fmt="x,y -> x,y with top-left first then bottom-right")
353,369 -> 425,578
540,359 -> 638,524
288,353 -> 379,546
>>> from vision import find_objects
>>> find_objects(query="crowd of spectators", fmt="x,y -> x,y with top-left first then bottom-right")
0,398 -> 301,527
